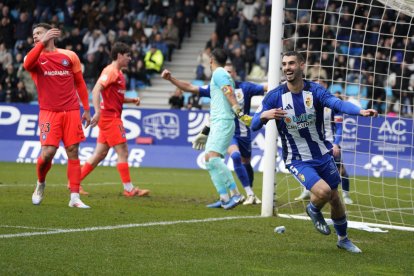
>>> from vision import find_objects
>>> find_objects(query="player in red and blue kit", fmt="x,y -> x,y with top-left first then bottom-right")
161,63 -> 267,205
24,23 -> 91,208
251,51 -> 378,253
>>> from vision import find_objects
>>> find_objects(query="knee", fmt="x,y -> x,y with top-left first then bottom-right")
65,145 -> 79,157
230,151 -> 242,166
312,185 -> 332,201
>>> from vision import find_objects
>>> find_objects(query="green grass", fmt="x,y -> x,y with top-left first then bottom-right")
0,162 -> 413,275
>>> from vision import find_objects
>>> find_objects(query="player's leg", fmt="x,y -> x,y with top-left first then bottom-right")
289,160 -> 331,235
329,190 -> 361,253
33,145 -> 57,205
63,110 -> 89,208
33,110 -> 60,205
113,142 -> 150,197
339,163 -> 353,204
205,121 -> 242,209
228,143 -> 252,195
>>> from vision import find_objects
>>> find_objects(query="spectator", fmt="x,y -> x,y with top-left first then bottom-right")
174,10 -> 186,49
129,59 -> 151,88
255,14 -> 270,72
205,32 -> 222,51
168,87 -> 184,109
0,17 -> 14,49
244,36 -> 256,74
0,42 -> 12,70
162,17 -> 179,62
128,20 -> 146,42
144,44 -> 164,75
13,81 -> 31,103
196,46 -> 212,80
231,47 -> 246,81
146,0 -> 164,27
82,29 -> 107,56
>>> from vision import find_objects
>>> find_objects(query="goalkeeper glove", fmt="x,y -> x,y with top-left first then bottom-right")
232,104 -> 252,127
192,124 -> 210,150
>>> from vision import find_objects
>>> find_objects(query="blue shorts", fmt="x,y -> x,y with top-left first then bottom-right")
286,153 -> 341,190
205,119 -> 235,156
230,135 -> 252,158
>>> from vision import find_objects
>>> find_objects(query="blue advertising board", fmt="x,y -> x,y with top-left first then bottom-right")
0,104 -> 413,179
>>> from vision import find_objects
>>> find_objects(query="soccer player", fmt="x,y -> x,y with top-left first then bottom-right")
251,51 -> 378,253
24,23 -> 91,208
194,48 -> 249,209
161,64 -> 267,205
80,42 -> 150,198
296,88 -> 353,204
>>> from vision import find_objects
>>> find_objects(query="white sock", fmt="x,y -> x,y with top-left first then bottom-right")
343,191 -> 350,197
123,183 -> 134,192
244,186 -> 254,196
70,193 -> 80,201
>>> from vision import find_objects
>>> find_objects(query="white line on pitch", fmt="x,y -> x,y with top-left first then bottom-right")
0,225 -> 64,231
0,216 -> 262,239
0,182 -> 119,188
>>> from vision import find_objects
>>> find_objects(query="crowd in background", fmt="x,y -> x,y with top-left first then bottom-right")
0,0 -> 413,117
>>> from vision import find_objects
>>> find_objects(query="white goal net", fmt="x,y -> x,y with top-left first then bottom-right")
273,0 -> 414,231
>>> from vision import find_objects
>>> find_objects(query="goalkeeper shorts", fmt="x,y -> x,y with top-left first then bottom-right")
205,119 -> 235,157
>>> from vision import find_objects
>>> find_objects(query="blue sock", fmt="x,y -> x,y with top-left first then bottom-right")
205,158 -> 227,196
308,202 -> 321,213
341,173 -> 350,192
333,216 -> 348,237
243,163 -> 254,187
231,152 -> 250,188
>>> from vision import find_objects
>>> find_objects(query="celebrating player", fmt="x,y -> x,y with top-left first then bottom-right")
24,23 -> 91,208
295,89 -> 353,204
161,64 -> 267,205
251,51 -> 378,253
80,42 -> 150,198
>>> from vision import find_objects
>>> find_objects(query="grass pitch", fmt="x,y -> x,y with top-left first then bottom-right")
0,162 -> 413,275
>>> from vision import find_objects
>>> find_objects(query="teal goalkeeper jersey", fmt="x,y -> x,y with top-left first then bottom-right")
209,67 -> 236,121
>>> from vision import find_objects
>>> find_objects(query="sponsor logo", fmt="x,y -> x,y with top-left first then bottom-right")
44,70 -> 70,76
363,155 -> 394,177
143,112 -> 179,139
187,112 -> 210,142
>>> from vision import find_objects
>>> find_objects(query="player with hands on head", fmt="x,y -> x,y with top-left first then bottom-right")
251,51 -> 377,253
78,42 -> 150,198
161,63 -> 267,205
24,23 -> 91,208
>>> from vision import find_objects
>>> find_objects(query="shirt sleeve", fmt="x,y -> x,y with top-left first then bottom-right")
333,111 -> 343,145
198,85 -> 210,98
251,90 -> 275,131
97,67 -> 118,89
23,43 -> 45,71
318,87 -> 361,115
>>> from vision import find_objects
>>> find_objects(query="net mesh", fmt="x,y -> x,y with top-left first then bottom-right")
276,0 -> 414,230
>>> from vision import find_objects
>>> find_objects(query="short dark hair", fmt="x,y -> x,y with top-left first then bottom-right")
32,23 -> 53,31
111,42 -> 131,60
211,48 -> 227,67
283,51 -> 305,63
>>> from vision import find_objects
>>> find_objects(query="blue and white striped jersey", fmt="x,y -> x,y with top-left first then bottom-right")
199,81 -> 265,137
252,81 -> 361,164
324,107 -> 343,145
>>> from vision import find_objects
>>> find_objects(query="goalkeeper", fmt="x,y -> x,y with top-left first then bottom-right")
171,49 -> 244,209
161,63 -> 267,205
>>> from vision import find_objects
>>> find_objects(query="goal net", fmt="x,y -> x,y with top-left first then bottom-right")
273,0 -> 414,231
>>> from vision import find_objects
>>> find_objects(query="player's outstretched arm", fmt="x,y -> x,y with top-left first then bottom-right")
161,69 -> 200,94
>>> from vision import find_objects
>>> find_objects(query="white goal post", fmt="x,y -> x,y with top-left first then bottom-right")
262,0 -> 414,231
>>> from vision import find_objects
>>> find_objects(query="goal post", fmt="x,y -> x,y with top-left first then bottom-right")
263,0 -> 414,231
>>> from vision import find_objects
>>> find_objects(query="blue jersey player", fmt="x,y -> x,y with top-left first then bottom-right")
251,51 -> 378,253
161,64 -> 267,205
296,89 -> 354,205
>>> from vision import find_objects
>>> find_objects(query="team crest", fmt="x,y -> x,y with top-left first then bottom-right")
298,173 -> 305,182
62,59 -> 69,66
305,96 -> 313,108
42,134 -> 47,140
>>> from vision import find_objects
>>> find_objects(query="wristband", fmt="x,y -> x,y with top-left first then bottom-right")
201,125 -> 210,135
